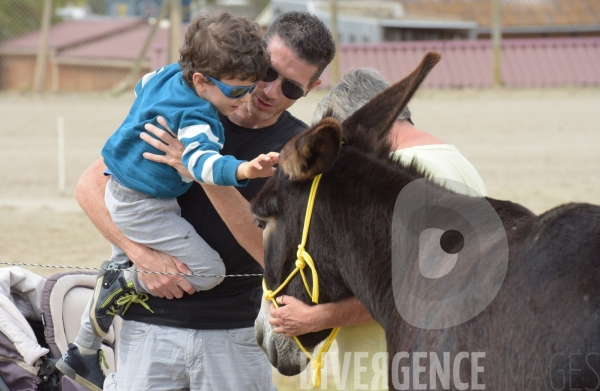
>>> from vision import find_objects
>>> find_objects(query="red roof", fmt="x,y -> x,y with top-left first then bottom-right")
58,23 -> 187,69
0,18 -> 144,52
319,38 -> 600,88
3,18 -> 598,88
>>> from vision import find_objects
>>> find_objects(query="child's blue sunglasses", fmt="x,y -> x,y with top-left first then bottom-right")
205,75 -> 257,99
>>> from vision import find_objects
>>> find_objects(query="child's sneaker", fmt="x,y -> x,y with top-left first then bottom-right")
55,343 -> 107,391
89,261 -> 152,337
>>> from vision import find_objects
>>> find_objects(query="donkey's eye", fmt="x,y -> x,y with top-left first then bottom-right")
253,216 -> 267,230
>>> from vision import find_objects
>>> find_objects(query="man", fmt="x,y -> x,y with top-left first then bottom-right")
74,11 -> 335,390
268,67 -> 487,390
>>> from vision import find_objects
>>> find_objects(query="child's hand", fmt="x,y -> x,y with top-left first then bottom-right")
236,152 -> 279,180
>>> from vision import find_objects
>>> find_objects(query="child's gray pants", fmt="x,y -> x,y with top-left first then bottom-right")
75,177 -> 224,350
104,177 -> 224,294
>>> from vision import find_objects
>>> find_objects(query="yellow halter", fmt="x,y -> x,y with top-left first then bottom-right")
263,173 -> 340,387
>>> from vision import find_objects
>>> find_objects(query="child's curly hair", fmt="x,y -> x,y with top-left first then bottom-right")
179,11 -> 270,87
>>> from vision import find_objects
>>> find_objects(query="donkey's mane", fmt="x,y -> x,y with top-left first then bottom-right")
313,110 -> 433,184
339,131 -> 434,187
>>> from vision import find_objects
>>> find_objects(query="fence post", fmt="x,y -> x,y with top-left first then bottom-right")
329,0 -> 339,84
169,0 -> 182,64
491,0 -> 502,87
33,0 -> 53,93
57,116 -> 65,196
111,0 -> 170,95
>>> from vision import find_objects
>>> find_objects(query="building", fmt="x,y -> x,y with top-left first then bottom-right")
401,0 -> 600,39
0,18 -> 180,92
271,0 -> 478,42
1,1 -> 599,92
269,0 -> 600,42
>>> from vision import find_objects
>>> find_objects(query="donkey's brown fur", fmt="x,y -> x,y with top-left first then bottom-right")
252,52 -> 600,390
279,117 -> 342,182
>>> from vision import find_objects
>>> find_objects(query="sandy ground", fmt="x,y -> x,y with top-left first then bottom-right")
1,87 -> 599,387
1,87 -> 598,273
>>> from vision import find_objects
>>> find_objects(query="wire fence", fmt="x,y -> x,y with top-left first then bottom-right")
0,261 -> 263,277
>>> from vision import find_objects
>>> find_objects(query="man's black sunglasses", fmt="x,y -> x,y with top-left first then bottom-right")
262,66 -> 307,100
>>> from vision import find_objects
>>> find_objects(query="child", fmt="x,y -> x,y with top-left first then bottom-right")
56,11 -> 273,391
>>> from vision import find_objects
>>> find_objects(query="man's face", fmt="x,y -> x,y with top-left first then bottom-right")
247,36 -> 321,121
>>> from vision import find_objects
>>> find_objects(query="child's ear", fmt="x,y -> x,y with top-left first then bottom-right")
192,73 -> 209,92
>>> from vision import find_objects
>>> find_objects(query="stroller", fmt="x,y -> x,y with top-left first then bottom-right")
0,267 -> 121,391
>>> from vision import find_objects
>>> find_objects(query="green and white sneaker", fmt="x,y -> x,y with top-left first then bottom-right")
89,261 -> 153,337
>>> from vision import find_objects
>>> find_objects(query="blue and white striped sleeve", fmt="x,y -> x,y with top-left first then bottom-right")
178,113 -> 248,187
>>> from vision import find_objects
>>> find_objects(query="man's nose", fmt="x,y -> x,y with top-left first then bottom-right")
262,78 -> 281,99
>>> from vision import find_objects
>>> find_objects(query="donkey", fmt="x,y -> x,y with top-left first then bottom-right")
252,52 -> 600,390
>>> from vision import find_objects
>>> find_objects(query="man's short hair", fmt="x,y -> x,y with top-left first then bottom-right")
313,67 -> 411,124
264,11 -> 336,84
179,11 -> 270,87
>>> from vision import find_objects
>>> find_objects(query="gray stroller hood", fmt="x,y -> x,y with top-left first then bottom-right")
0,267 -> 119,391
0,267 -> 49,389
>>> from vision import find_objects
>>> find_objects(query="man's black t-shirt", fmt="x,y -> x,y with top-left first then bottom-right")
122,110 -> 307,329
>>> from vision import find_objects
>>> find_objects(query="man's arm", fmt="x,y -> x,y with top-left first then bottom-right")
75,158 -> 195,299
268,295 -> 375,337
140,118 -> 265,266
199,184 -> 265,266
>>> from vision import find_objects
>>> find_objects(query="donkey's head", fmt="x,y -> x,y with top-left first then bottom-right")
252,52 -> 441,376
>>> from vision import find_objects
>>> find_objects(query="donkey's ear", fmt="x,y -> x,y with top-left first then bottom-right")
342,51 -> 441,143
280,118 -> 342,182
